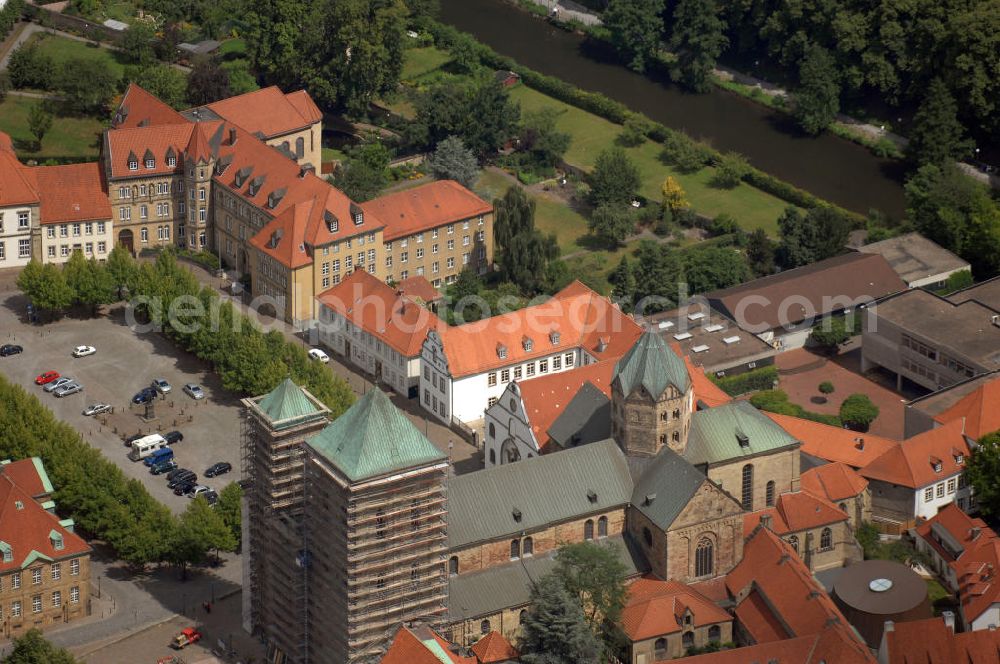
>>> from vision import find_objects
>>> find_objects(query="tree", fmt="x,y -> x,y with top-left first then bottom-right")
447,268 -> 485,323
426,135 -> 479,187
245,0 -> 312,91
56,58 -> 118,115
493,187 -> 557,295
186,56 -> 232,106
775,206 -> 849,269
609,255 -> 637,306
106,245 -> 138,290
588,204 -> 634,247
553,541 -> 628,654
171,496 -> 238,572
19,262 -> 74,314
793,45 -> 840,135
839,393 -> 879,431
590,147 -> 640,208
906,78 -> 973,168
126,64 -> 188,109
519,109 -> 572,170
967,432 -> 1000,517
661,176 -> 689,213
744,228 -> 775,276
632,240 -> 685,311
819,381 -> 835,394
669,0 -> 728,92
942,270 -> 973,294
7,44 -> 55,90
416,78 -> 520,158
332,139 -> 392,202
299,0 -> 408,114
616,116 -> 647,147
26,102 -> 52,152
120,23 -> 156,66
712,151 -> 750,188
519,574 -> 601,664
215,482 -> 243,549
682,245 -> 751,294
604,0 -> 666,73
4,629 -> 79,664
809,316 -> 850,351
494,186 -> 535,259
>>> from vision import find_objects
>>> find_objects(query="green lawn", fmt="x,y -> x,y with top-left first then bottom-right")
322,146 -> 349,164
510,85 -> 792,234
475,170 -> 592,255
402,46 -> 452,82
926,578 -> 951,605
217,38 -> 247,60
29,33 -> 127,79
0,96 -> 105,161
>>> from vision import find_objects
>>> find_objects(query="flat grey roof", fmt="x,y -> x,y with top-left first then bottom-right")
645,301 -> 776,374
872,289 -> 1000,368
856,232 -> 968,285
948,276 -> 1000,312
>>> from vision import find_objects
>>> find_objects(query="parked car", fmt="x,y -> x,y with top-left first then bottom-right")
72,345 -> 96,358
187,484 -> 212,499
83,403 -> 112,416
53,381 -> 83,397
43,377 -> 73,393
124,432 -> 145,448
132,387 -> 157,404
307,347 -> 330,363
173,480 -> 197,496
203,490 -> 219,506
35,371 -> 60,385
152,378 -> 172,394
171,627 -> 202,650
167,471 -> 196,489
182,383 -> 205,400
204,462 -> 232,478
164,430 -> 184,445
150,459 -> 178,475
166,467 -> 191,481
0,344 -> 23,357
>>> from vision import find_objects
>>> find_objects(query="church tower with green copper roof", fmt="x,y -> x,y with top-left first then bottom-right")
611,330 -> 695,457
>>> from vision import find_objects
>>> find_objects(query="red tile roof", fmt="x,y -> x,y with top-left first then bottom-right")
380,624 -> 476,664
913,503 -> 1000,627
114,83 -> 188,128
621,577 -> 733,642
204,86 -> 322,138
743,490 -> 848,537
682,625 -> 875,664
800,462 -> 869,503
881,616 -> 1000,664
516,360 -> 616,451
250,200 -> 316,270
935,375 -> 1000,440
0,471 -> 90,574
398,275 -> 443,304
30,162 -> 111,224
105,122 -> 198,178
765,412 -> 898,469
317,269 -> 443,357
361,180 -> 492,242
0,130 -> 14,152
860,419 -> 970,488
0,149 -> 39,207
1,459 -> 52,501
726,527 -> 861,647
433,281 -> 643,378
469,631 -> 518,663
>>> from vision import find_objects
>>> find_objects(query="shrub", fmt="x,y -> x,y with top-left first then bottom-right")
818,381 -> 835,394
749,389 -> 843,426
711,366 -> 778,396
660,133 -> 711,173
617,115 -> 648,147
712,152 -> 751,188
839,393 -> 879,431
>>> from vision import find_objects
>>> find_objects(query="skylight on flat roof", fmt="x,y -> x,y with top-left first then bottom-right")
692,344 -> 710,353
687,312 -> 706,321
658,320 -> 675,329
674,332 -> 693,341
704,324 -> 724,332
723,336 -> 740,345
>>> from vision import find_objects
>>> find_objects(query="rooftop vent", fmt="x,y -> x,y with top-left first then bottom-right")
658,320 -> 675,330
229,127 -> 238,146
692,344 -> 710,353
855,437 -> 865,450
722,335 -> 740,345
512,508 -> 522,523
587,490 -> 597,503
643,493 -> 656,506
736,431 -> 750,447
268,228 -> 284,249
674,332 -> 693,341
704,324 -> 724,333
596,338 -> 608,353
267,187 -> 287,210
687,312 -> 705,321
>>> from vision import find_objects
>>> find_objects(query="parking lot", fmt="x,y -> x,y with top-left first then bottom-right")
0,296 -> 244,512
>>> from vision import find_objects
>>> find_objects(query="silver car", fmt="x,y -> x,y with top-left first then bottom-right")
83,403 -> 112,416
182,383 -> 205,400
152,378 -> 172,394
43,377 -> 73,393
53,381 -> 83,397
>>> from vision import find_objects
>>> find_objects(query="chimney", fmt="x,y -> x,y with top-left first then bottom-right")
760,514 -> 772,530
855,436 -> 864,450
596,337 -> 608,353
229,128 -> 237,146
883,620 -> 894,633
972,527 -> 982,540
942,611 -> 955,633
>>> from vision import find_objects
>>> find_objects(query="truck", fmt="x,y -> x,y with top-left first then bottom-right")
171,627 -> 202,650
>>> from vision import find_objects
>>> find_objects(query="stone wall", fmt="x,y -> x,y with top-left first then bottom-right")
665,483 -> 745,582
707,447 -> 799,512
0,554 -> 90,638
612,383 -> 692,458
629,621 -> 733,663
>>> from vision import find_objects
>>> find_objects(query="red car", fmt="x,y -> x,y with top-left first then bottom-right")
35,371 -> 60,385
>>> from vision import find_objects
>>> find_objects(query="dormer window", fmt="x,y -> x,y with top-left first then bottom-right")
326,211 -> 339,234
497,344 -> 507,359
931,457 -> 943,473
0,541 -> 10,563
49,531 -> 63,551
167,156 -> 176,167
354,212 -> 363,225
145,158 -> 155,169
522,336 -> 533,352
550,330 -> 560,345
128,159 -> 138,171
351,202 -> 364,226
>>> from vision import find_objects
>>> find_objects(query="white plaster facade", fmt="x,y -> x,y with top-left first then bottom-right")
913,474 -> 973,521
483,382 -> 542,467
0,205 -> 36,268
40,220 -> 114,264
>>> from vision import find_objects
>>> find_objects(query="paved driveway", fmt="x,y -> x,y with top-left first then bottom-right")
0,294 -> 243,511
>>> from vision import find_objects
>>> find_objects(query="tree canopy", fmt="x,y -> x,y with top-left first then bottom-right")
669,0 -> 728,92
906,78 -> 973,168
552,541 -> 629,655
967,432 -> 1000,517
590,147 -> 641,208
426,135 -> 479,188
775,206 -> 850,269
604,0 -> 666,73
492,187 -> 558,295
519,574 -> 602,664
3,629 -> 79,664
793,45 -> 840,135
416,77 -> 520,159
839,393 -> 879,431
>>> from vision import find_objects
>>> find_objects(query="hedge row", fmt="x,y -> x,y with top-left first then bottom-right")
710,365 -> 778,396
426,20 -> 865,225
749,389 -> 843,427
0,0 -> 24,40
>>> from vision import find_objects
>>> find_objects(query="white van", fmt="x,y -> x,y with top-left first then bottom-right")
128,434 -> 167,462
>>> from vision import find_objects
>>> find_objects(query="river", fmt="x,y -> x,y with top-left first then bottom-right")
439,0 -> 908,220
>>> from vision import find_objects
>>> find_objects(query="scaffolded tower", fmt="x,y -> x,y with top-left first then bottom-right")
302,389 -> 450,663
242,378 -> 331,664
